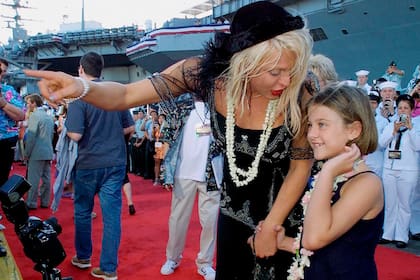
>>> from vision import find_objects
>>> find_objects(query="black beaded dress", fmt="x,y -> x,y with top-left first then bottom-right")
304,171 -> 384,280
212,111 -> 303,280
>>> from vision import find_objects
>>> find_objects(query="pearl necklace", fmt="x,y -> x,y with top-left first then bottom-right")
226,96 -> 279,187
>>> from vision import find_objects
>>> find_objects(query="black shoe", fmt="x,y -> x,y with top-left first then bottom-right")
129,205 -> 136,215
378,238 -> 392,244
395,241 -> 407,248
411,233 -> 420,241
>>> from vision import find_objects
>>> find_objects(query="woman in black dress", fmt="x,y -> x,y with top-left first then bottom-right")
24,2 -> 314,278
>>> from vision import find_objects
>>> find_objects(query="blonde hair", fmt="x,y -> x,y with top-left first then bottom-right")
308,54 -> 338,87
224,28 -> 313,135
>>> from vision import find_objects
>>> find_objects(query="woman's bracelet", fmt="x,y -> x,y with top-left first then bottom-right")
64,77 -> 90,104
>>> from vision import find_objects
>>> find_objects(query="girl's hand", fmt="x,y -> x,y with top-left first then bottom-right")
322,144 -> 361,177
274,225 -> 287,250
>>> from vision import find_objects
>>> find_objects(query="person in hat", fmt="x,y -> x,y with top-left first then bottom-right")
382,60 -> 405,92
365,90 -> 388,177
24,1 -> 314,279
376,81 -> 399,123
355,69 -> 371,94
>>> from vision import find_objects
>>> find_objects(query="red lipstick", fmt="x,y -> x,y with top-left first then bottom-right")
271,89 -> 283,96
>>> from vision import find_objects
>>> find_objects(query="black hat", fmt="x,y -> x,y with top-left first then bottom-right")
227,1 -> 304,53
200,1 -> 304,83
368,92 -> 380,103
389,60 -> 397,66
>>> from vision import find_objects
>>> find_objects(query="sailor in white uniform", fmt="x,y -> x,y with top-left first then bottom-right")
365,91 -> 388,177
376,81 -> 399,123
355,69 -> 371,94
379,94 -> 420,248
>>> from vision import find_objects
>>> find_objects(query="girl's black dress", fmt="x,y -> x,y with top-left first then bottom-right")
305,171 -> 384,280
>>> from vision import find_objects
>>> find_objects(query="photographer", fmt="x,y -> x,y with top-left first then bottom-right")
382,60 -> 405,93
379,94 -> 420,248
376,81 -> 399,123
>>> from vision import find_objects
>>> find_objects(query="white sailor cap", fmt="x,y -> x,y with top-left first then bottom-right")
378,81 -> 398,91
355,70 -> 369,76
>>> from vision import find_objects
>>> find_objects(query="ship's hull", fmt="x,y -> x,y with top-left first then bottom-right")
300,0 -> 420,85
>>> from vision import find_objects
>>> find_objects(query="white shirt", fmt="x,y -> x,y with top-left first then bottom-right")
175,101 -> 211,182
379,119 -> 420,171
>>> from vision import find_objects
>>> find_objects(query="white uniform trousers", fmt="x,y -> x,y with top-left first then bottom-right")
382,168 -> 418,243
410,171 -> 420,235
166,178 -> 220,268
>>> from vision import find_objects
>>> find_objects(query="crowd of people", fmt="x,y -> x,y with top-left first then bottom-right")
1,1 -> 419,279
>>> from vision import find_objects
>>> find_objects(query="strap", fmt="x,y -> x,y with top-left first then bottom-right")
388,127 -> 408,150
346,170 -> 375,180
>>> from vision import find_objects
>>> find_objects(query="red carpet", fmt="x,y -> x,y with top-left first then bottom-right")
2,163 -> 420,279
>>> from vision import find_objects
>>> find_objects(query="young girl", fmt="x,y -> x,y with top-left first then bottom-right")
276,83 -> 384,279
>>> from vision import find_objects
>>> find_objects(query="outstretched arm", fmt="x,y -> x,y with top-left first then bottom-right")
23,58 -> 197,111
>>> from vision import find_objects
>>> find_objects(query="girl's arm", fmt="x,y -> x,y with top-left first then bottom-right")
302,146 -> 383,250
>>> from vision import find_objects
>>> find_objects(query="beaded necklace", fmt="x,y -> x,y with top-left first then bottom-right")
225,95 -> 279,187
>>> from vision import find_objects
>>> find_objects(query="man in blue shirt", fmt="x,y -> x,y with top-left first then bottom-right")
65,52 -> 134,280
0,58 -> 25,186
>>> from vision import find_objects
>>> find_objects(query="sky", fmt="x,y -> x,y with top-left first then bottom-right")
0,0 -> 210,44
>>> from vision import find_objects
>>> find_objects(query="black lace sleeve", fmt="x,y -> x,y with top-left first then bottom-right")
147,58 -> 202,114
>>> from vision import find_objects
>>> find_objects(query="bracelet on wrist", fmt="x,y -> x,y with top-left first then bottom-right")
64,77 -> 90,104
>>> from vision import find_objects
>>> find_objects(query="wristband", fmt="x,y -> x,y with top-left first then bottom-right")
64,77 -> 90,104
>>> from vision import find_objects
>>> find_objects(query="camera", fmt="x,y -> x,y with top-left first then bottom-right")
383,100 -> 393,108
0,175 -> 70,280
399,114 -> 407,123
